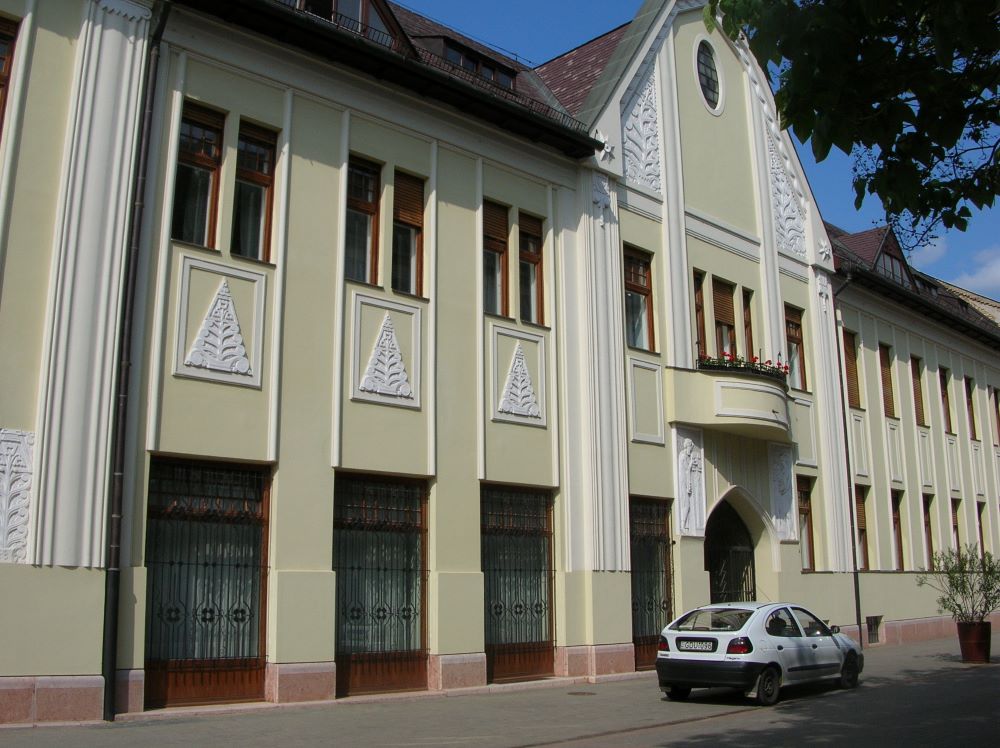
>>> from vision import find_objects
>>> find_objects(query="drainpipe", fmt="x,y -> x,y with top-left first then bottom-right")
102,0 -> 171,722
831,272 -> 863,649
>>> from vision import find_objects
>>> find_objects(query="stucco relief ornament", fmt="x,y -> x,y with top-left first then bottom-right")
0,429 -> 34,564
678,437 -> 705,536
622,73 -> 662,194
767,132 -> 806,258
498,342 -> 541,418
816,274 -> 831,314
185,279 -> 253,376
360,312 -> 413,398
592,172 -> 612,226
594,130 -> 615,163
819,238 -> 832,262
769,445 -> 795,541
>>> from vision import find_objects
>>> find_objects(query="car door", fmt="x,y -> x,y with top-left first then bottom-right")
790,607 -> 843,680
761,606 -> 812,682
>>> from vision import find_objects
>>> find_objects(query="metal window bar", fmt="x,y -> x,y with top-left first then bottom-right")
629,500 -> 673,640
866,615 -> 882,644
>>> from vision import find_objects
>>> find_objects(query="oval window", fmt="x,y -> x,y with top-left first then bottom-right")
697,41 -> 721,110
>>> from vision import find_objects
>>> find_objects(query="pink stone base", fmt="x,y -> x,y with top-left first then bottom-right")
264,662 -> 336,704
428,653 -> 487,690
837,612 -> 1000,647
0,675 -> 105,724
555,644 -> 635,678
115,669 -> 144,714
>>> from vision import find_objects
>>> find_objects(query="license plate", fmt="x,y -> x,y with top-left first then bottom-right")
678,640 -> 715,652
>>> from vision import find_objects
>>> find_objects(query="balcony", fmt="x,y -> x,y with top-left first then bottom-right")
665,362 -> 791,441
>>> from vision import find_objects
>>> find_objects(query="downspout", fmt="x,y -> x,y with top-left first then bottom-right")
832,272 -> 864,649
102,0 -> 171,722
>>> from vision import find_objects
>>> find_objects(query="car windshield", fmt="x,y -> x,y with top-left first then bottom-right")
670,608 -> 753,632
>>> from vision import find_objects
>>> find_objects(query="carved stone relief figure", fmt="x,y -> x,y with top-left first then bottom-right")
678,433 -> 706,536
769,444 -> 795,540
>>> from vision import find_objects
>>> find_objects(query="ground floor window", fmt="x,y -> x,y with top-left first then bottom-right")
629,498 -> 672,670
144,458 -> 270,708
333,474 -> 427,696
481,486 -> 554,683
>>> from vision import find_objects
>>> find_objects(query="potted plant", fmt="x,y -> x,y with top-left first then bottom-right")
916,544 -> 1000,663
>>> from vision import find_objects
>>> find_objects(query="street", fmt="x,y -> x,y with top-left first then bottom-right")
2,638 -> 997,747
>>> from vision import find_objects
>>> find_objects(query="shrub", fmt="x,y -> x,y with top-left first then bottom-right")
916,544 -> 1000,623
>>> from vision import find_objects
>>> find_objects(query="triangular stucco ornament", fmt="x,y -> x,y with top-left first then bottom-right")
360,312 -> 413,398
185,279 -> 252,376
498,343 -> 541,418
767,131 -> 806,258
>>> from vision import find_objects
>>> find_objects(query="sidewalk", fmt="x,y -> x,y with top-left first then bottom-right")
1,637 -> 993,747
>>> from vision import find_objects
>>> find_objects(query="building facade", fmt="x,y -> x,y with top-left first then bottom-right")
0,0 -> 997,724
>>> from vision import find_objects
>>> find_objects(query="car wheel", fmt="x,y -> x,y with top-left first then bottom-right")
839,655 -> 860,689
666,686 -> 691,701
755,666 -> 781,706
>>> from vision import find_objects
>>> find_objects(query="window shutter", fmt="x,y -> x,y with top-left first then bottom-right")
879,344 -> 895,417
483,200 -> 508,243
518,212 -> 542,241
712,279 -> 735,326
911,358 -> 925,426
843,331 -> 860,408
855,489 -> 867,530
743,289 -> 754,357
694,272 -> 706,358
394,171 -> 424,226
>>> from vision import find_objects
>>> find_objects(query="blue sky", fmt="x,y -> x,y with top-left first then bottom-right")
396,0 -> 998,299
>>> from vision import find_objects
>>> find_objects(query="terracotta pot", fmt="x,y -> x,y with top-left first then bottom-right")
956,621 -> 991,663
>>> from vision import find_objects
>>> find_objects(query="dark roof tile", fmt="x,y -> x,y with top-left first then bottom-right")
535,23 -> 629,117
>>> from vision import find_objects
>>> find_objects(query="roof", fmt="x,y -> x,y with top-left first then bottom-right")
833,226 -> 888,265
535,23 -> 630,118
935,280 -> 1000,325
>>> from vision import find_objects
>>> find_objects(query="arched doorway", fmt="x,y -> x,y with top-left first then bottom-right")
704,500 -> 756,603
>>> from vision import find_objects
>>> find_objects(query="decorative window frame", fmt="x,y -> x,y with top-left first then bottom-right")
173,255 -> 267,388
491,324 -> 547,428
351,292 -> 422,409
692,34 -> 725,116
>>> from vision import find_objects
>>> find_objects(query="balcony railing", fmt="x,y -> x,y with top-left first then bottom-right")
696,356 -> 789,386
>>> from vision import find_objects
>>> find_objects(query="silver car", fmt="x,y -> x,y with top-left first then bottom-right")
655,601 -> 864,705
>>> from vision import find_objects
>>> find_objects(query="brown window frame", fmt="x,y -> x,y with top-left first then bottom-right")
992,386 -> 1000,446
518,212 -> 544,325
923,494 -> 934,569
0,18 -> 18,143
879,344 -> 895,418
694,271 -> 706,359
172,103 -> 225,248
855,485 -> 869,571
345,156 -> 381,284
843,330 -> 861,409
391,170 -> 424,297
965,377 -> 978,440
951,498 -> 961,551
483,200 -> 509,316
940,368 -> 954,434
797,476 -> 815,571
976,501 -> 986,561
911,357 -> 926,427
784,305 -> 806,390
231,121 -> 277,262
712,278 -> 737,357
891,490 -> 904,571
624,246 -> 654,351
444,41 -> 516,89
742,289 -> 754,361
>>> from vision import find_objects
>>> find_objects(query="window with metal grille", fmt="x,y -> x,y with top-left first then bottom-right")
712,278 -> 736,357
866,615 -> 882,644
392,170 -> 424,296
345,157 -> 380,283
785,305 -> 806,390
231,122 -> 277,262
333,475 -> 426,658
965,377 -> 978,440
879,344 -> 895,418
891,490 -> 904,570
693,271 -> 706,359
172,103 -> 224,248
923,495 -> 935,569
798,476 -> 815,571
629,498 -> 672,669
519,212 -> 543,324
696,40 -> 720,110
483,200 -> 508,316
855,485 -> 869,571
940,368 -> 953,433
843,330 -> 861,409
624,246 -> 653,350
911,357 -> 926,426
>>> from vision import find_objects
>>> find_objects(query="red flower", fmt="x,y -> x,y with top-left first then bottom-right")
751,356 -> 759,363
765,359 -> 772,366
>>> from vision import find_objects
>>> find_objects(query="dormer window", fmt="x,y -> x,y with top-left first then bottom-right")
876,252 -> 912,289
285,0 -> 394,44
444,42 -> 515,89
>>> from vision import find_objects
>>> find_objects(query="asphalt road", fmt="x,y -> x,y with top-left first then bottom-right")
3,638 -> 997,747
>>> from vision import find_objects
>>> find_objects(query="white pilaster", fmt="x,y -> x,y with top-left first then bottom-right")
32,0 -> 152,567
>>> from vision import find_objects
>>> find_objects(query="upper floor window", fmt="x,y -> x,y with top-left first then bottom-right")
624,246 -> 653,350
518,213 -> 543,324
922,494 -> 934,570
696,40 -> 720,110
444,42 -> 515,89
0,18 -> 18,144
855,485 -> 869,571
878,344 -> 895,418
172,103 -> 224,248
693,271 -> 706,359
992,386 -> 1000,446
940,367 -> 953,434
345,157 -> 380,283
842,330 -> 861,409
784,305 -> 806,390
712,279 -> 736,356
391,171 -> 424,296
876,252 -> 912,289
231,122 -> 277,262
483,200 -> 508,316
965,377 -> 978,440
742,290 -> 754,360
797,476 -> 814,571
911,357 -> 926,427
951,498 -> 961,550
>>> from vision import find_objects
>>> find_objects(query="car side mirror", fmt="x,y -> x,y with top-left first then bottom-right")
830,625 -> 840,634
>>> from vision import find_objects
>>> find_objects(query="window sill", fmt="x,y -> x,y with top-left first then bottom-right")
519,319 -> 551,332
484,311 -> 515,322
391,289 -> 430,303
171,239 -> 218,253
345,278 -> 384,291
626,344 -> 659,356
231,253 -> 276,268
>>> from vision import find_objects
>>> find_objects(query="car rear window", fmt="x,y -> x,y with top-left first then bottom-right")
670,608 -> 753,632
